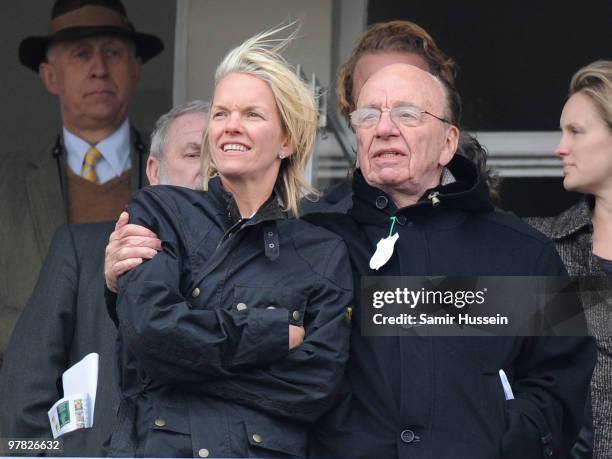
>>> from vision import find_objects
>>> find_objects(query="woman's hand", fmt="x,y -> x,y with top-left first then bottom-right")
289,324 -> 305,349
105,211 -> 162,292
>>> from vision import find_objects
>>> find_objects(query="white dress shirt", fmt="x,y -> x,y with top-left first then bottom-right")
63,119 -> 132,184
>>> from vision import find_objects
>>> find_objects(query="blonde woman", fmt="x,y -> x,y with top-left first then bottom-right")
105,27 -> 352,458
529,60 -> 612,458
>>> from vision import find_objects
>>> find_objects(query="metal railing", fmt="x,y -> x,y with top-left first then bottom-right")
296,66 -> 355,187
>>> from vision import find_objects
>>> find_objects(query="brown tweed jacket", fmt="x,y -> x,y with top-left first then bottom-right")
528,199 -> 612,458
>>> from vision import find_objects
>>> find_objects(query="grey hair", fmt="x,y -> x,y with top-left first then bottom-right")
150,100 -> 210,159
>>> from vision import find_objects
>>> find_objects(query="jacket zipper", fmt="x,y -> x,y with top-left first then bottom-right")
428,191 -> 441,206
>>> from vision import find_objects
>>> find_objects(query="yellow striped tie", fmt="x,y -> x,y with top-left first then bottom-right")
81,146 -> 102,183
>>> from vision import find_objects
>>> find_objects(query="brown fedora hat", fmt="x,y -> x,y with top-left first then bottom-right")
19,0 -> 164,71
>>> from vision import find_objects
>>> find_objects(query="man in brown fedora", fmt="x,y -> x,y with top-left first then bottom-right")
0,0 -> 163,368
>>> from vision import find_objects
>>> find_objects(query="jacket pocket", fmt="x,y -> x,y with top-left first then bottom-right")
143,403 -> 192,458
241,408 -> 307,458
481,370 -> 508,449
232,285 -> 307,326
502,397 -> 552,459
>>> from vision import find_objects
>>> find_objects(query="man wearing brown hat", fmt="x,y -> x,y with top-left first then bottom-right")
0,0 -> 163,367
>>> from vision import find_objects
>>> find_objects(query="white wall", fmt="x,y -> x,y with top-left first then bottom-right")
174,0 -> 335,104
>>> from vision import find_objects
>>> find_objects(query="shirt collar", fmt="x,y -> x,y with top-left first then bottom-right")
63,119 -> 131,176
440,167 -> 456,186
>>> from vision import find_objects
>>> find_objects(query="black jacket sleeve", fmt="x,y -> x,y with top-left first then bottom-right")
194,241 -> 353,423
116,188 -> 290,377
502,242 -> 597,459
117,188 -> 352,423
105,287 -> 118,327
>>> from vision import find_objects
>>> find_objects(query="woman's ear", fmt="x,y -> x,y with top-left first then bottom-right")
279,135 -> 294,158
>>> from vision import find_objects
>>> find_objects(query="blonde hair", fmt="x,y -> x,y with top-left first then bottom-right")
201,24 -> 318,216
569,60 -> 612,130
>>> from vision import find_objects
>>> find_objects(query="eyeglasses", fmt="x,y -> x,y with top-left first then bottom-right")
350,105 -> 451,129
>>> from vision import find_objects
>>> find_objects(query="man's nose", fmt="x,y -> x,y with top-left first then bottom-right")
89,50 -> 109,78
375,110 -> 400,138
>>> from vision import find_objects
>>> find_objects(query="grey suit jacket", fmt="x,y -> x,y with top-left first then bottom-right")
0,130 -> 146,366
528,200 -> 612,458
0,222 -> 120,457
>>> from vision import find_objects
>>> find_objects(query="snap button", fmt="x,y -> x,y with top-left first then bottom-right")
375,196 -> 388,209
266,306 -> 276,309
252,433 -> 262,444
198,448 -> 210,458
292,310 -> 300,321
154,418 -> 166,427
267,231 -> 274,237
268,243 -> 275,249
396,215 -> 407,226
544,447 -> 553,457
400,429 -> 415,443
236,302 -> 248,311
191,287 -> 200,298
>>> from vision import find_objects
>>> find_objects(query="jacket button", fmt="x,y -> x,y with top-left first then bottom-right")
292,310 -> 300,321
375,196 -> 388,209
266,306 -> 276,309
396,215 -> 407,225
400,429 -> 415,443
236,302 -> 248,311
544,447 -> 553,457
198,448 -> 210,458
154,418 -> 166,427
191,288 -> 200,298
252,433 -> 263,444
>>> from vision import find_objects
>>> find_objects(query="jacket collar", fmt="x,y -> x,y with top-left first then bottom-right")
207,176 -> 286,262
349,154 -> 494,226
545,198 -> 592,241
207,176 -> 286,226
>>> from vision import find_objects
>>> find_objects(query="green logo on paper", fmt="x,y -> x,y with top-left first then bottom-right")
57,401 -> 70,427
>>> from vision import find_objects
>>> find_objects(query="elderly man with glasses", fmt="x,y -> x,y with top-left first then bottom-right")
305,63 -> 595,459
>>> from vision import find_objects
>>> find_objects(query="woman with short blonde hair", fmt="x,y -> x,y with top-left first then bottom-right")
107,25 -> 352,458
201,26 -> 318,216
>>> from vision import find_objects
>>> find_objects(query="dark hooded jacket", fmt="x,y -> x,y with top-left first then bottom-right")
106,178 -> 352,458
307,155 -> 596,459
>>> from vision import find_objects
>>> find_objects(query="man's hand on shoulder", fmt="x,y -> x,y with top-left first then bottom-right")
104,211 -> 162,292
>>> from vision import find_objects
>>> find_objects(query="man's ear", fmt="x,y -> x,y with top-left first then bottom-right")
439,124 -> 459,167
146,156 -> 161,185
39,62 -> 60,95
